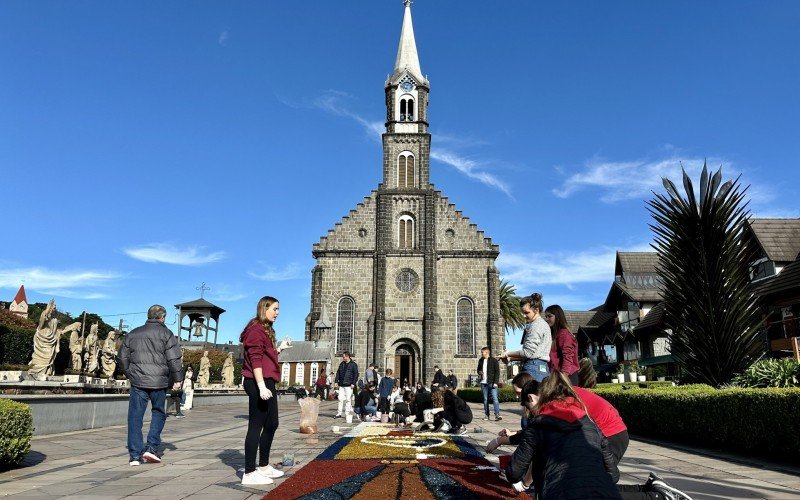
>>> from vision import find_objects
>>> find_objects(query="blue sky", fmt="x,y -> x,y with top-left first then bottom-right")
1,1 -> 799,347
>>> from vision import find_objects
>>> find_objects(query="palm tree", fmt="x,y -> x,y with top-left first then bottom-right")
648,163 -> 762,387
499,280 -> 525,335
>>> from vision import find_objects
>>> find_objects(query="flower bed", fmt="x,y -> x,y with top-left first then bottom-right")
268,423 -> 526,499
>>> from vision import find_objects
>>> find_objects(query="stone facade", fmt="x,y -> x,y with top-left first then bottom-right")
305,4 -> 504,388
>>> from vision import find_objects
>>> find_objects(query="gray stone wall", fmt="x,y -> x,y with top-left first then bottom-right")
435,193 -> 497,251
382,134 -> 431,189
314,192 -> 377,252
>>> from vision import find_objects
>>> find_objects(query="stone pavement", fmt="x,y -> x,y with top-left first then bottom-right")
1,397 -> 799,499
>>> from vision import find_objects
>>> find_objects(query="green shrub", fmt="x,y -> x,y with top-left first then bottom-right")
596,381 -> 677,390
592,384 -> 800,460
731,359 -> 800,388
0,325 -> 35,366
457,385 -> 517,403
0,399 -> 33,469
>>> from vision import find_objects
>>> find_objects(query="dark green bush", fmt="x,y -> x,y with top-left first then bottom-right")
593,385 -> 800,460
457,385 -> 517,403
731,359 -> 800,388
0,399 -> 33,469
596,381 -> 677,390
0,325 -> 35,366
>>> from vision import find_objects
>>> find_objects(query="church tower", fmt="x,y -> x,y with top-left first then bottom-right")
307,1 -> 503,387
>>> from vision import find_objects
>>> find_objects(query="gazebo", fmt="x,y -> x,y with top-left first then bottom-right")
174,298 -> 225,345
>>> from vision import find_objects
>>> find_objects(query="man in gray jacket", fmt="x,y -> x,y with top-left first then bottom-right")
120,305 -> 183,466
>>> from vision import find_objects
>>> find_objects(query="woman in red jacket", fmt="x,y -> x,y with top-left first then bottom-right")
545,305 -> 580,386
240,296 -> 290,486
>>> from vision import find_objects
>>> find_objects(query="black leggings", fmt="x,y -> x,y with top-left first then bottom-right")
608,430 -> 630,465
243,378 -> 279,473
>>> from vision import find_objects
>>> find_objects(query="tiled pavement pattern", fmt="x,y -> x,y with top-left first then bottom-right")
1,398 -> 799,499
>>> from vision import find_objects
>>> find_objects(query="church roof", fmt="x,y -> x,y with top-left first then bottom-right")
12,285 -> 27,305
390,0 -> 426,85
278,341 -> 332,363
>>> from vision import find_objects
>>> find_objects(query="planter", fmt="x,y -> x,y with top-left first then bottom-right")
611,379 -> 619,384
657,377 -> 666,382
627,372 -> 638,382
637,375 -> 646,382
617,374 -> 625,383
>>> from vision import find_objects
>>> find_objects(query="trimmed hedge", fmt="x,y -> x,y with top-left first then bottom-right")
593,384 -> 800,460
457,385 -> 518,403
0,399 -> 33,469
596,381 -> 675,390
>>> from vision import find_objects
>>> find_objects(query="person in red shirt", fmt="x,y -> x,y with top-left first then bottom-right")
544,305 -> 580,386
239,296 -> 292,486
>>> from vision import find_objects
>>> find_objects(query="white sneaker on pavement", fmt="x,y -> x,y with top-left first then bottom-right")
242,471 -> 274,485
257,465 -> 285,478
129,460 -> 140,466
142,451 -> 161,463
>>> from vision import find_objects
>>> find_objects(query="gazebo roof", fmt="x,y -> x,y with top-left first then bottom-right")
174,297 -> 226,319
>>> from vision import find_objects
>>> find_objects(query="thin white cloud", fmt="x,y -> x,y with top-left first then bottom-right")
497,243 -> 652,290
124,243 -> 225,266
218,30 -> 229,46
207,284 -> 249,303
304,89 -> 514,197
553,155 -> 729,202
0,267 -> 120,300
248,262 -> 307,281
430,149 -> 513,199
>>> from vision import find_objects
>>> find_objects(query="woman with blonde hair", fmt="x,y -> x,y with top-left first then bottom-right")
239,296 -> 291,486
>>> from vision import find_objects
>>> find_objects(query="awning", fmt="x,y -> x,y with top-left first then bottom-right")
638,354 -> 676,366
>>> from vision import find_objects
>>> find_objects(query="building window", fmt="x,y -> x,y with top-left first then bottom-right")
456,297 -> 475,356
311,362 -> 319,384
399,215 -> 415,249
399,96 -> 415,121
295,363 -> 305,386
281,363 -> 290,384
398,153 -> 415,188
336,296 -> 355,355
396,268 -> 419,292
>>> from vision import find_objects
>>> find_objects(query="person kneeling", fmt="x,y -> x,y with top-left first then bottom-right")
355,382 -> 378,421
441,388 -> 472,435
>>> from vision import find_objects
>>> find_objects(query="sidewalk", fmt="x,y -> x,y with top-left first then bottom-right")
0,398 -> 798,499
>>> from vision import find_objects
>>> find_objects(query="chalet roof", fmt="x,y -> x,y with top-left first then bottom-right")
748,218 -> 800,263
754,258 -> 800,302
278,341 -> 332,363
615,252 -> 659,276
564,310 -> 596,332
608,281 -> 664,304
12,285 -> 27,305
634,302 -> 666,333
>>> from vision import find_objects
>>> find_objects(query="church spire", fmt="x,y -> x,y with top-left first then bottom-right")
392,0 -> 424,83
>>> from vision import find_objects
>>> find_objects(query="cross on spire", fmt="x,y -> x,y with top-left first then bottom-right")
196,282 -> 210,298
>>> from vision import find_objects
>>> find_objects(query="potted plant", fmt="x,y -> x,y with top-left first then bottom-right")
652,365 -> 667,382
627,360 -> 639,382
615,364 -> 626,383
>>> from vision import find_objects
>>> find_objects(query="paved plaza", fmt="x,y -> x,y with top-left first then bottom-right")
1,398 -> 799,499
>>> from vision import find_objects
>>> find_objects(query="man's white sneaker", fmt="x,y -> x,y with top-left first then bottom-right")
242,471 -> 274,485
142,451 -> 161,463
257,465 -> 285,478
129,460 -> 140,466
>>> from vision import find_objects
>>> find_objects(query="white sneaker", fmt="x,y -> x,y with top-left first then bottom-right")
142,451 -> 161,463
129,460 -> 140,466
257,465 -> 285,478
241,471 -> 274,485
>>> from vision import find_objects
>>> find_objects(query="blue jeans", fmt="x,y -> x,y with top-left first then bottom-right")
523,359 -> 550,382
359,400 -> 377,417
128,386 -> 167,461
481,383 -> 500,417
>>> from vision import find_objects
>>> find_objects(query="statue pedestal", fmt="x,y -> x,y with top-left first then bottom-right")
0,371 -> 24,382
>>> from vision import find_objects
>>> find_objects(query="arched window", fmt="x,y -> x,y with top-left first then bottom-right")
336,297 -> 355,355
456,298 -> 475,356
399,96 -> 415,122
398,215 -> 415,249
397,152 -> 415,188
295,363 -> 305,386
311,362 -> 319,384
281,363 -> 290,384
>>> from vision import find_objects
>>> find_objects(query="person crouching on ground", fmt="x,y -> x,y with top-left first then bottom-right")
240,295 -> 292,486
442,387 -> 472,435
502,372 -> 621,499
355,381 -> 379,421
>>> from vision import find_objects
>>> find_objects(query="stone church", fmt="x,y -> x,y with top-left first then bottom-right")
305,1 -> 504,387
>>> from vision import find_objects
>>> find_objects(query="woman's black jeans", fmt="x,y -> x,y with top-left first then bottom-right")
243,378 -> 279,474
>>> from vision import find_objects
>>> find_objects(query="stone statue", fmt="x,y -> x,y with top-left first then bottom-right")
83,323 -> 100,375
197,351 -> 211,387
100,330 -> 118,378
222,352 -> 235,387
69,327 -> 84,371
28,300 -> 80,380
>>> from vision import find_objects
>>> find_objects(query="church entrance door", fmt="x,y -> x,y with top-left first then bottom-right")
394,344 -> 415,386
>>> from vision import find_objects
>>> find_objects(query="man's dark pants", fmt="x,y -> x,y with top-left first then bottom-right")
128,386 -> 167,461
